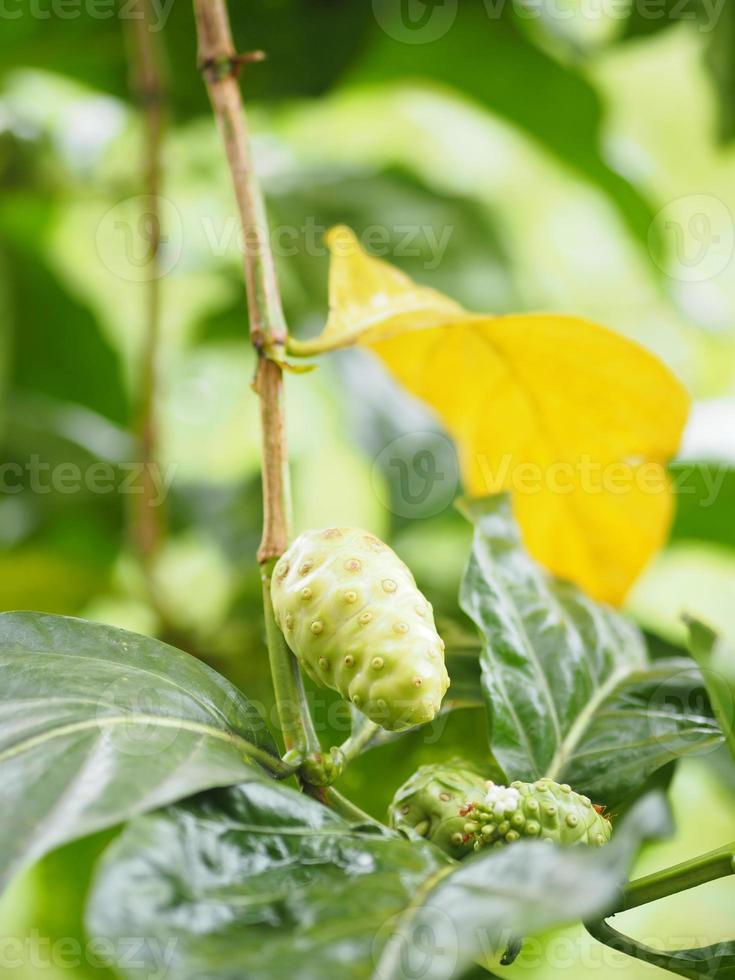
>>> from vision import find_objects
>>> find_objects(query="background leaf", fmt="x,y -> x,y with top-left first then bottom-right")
670,464 -> 735,552
621,0 -> 735,142
0,0 -> 374,120
459,496 -> 722,805
0,612 -> 278,893
351,4 -> 657,246
686,616 -> 735,761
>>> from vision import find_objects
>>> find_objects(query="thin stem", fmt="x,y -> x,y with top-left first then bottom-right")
287,335 -> 337,358
261,560 -> 320,756
338,719 -> 380,766
585,920 -> 708,980
126,0 -> 167,585
586,845 -> 735,978
615,842 -> 735,913
193,0 -> 317,758
304,785 -> 381,826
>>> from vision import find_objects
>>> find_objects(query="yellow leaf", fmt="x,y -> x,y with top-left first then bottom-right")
289,227 -> 690,605
289,226 -> 464,355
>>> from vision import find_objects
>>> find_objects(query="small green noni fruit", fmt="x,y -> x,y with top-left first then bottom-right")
271,527 -> 450,730
463,779 -> 612,851
388,761 -> 489,859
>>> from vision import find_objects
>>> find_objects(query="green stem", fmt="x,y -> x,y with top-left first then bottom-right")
304,785 -> 381,826
287,336 -> 336,358
585,843 -> 735,979
262,560 -> 320,757
240,741 -> 299,781
338,719 -> 380,766
585,920 -> 712,980
616,842 -> 735,912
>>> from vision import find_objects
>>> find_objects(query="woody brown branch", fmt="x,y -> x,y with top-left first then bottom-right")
194,0 -> 290,564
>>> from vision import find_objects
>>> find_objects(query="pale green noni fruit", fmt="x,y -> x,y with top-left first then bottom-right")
271,527 -> 450,730
464,778 -> 612,851
388,761 -> 488,858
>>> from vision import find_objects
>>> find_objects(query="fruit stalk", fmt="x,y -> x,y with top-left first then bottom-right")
193,0 -> 317,758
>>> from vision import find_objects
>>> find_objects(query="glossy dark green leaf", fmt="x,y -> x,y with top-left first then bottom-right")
459,496 -> 722,804
87,779 -> 668,980
374,793 -> 670,980
86,776 -> 450,980
0,612 -> 279,893
557,657 -> 722,805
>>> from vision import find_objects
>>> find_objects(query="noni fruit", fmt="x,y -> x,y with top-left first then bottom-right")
461,779 -> 612,851
389,761 -> 489,858
271,527 -> 450,730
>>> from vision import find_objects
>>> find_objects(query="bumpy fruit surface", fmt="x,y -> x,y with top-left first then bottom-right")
388,761 -> 489,859
271,528 -> 450,730
463,779 -> 612,851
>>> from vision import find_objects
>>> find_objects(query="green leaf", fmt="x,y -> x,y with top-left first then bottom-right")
459,496 -> 722,804
620,0 -> 735,143
558,658 -> 723,805
0,1 -> 374,120
86,782 -> 668,980
352,5 -> 657,247
704,1 -> 735,142
4,233 -> 128,425
374,793 -> 670,980
686,616 -> 735,762
0,612 -> 279,893
670,464 -> 735,551
86,776 -> 450,980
